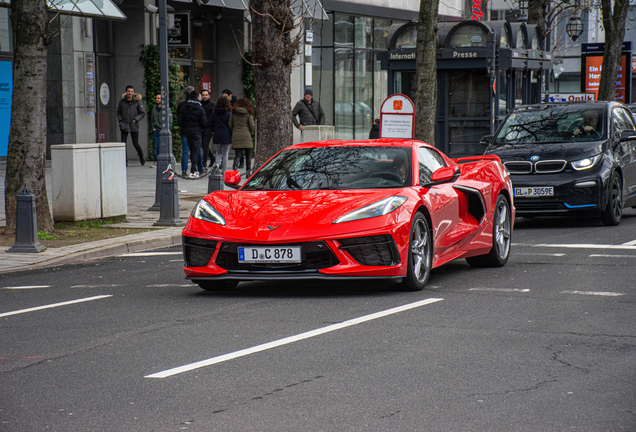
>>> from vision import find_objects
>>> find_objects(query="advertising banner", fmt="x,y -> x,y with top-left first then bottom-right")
0,60 -> 12,157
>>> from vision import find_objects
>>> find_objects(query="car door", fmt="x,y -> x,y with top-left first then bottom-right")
612,107 -> 636,198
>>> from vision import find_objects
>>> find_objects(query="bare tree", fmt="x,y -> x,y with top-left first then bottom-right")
4,0 -> 54,236
598,0 -> 629,101
414,0 -> 438,145
250,0 -> 303,166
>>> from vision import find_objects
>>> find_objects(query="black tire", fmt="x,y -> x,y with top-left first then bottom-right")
466,195 -> 512,268
398,212 -> 433,291
193,280 -> 239,292
601,172 -> 622,226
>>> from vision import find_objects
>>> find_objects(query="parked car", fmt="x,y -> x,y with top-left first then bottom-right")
182,139 -> 515,292
483,101 -> 636,225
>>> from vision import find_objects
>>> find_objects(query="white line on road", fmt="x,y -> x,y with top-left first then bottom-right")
70,284 -> 124,288
145,297 -> 444,379
589,254 -> 636,258
621,239 -> 636,246
118,252 -> 182,257
2,285 -> 50,290
534,244 -> 636,250
469,288 -> 530,293
515,253 -> 566,257
561,290 -> 624,297
0,295 -> 113,318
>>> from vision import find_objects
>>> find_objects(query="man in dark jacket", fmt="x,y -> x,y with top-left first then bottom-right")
292,87 -> 325,131
178,90 -> 207,179
117,85 -> 146,165
177,86 -> 202,175
200,89 -> 215,167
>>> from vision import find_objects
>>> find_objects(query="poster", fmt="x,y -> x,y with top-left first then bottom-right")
0,60 -> 12,157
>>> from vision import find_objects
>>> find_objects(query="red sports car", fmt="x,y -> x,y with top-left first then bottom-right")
182,139 -> 514,291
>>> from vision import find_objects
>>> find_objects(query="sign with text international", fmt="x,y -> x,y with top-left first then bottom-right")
380,94 -> 415,139
0,60 -> 12,157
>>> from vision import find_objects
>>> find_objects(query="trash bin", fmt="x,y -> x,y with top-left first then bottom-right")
52,143 -> 101,221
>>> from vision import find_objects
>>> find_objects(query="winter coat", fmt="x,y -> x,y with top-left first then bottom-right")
178,100 -> 207,135
369,123 -> 380,139
209,106 -> 232,145
229,107 -> 254,149
292,98 -> 325,129
117,93 -> 146,133
151,105 -> 172,131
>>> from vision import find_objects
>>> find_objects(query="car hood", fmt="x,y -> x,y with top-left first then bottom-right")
486,141 -> 606,162
192,189 -> 405,241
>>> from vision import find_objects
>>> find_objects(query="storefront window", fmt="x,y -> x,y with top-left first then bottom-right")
450,25 -> 488,48
312,48 -> 334,126
355,50 -> 373,138
515,71 -> 524,106
355,16 -> 373,49
531,28 -> 541,50
312,12 -> 333,46
374,18 -> 391,50
500,26 -> 510,48
335,48 -> 354,139
394,25 -> 416,49
516,28 -> 526,49
0,8 -> 12,53
449,70 -> 489,117
193,26 -> 215,61
498,70 -> 509,118
374,58 -> 387,122
334,14 -> 354,48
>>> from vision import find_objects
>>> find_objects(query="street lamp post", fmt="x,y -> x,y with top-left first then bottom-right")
153,0 -> 184,227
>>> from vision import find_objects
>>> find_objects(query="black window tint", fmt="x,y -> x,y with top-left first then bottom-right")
418,147 -> 446,184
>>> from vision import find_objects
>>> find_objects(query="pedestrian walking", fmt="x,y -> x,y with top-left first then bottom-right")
229,97 -> 255,171
292,87 -> 325,131
177,86 -> 203,176
209,96 -> 232,172
200,89 -> 215,168
117,85 -> 146,165
178,90 -> 207,179
369,118 -> 380,139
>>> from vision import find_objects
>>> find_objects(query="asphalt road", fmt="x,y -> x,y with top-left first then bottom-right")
2,211 -> 636,431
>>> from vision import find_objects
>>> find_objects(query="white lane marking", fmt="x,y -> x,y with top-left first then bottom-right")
2,285 -> 50,290
534,244 -> 636,250
589,254 -> 636,258
145,297 -> 444,379
515,253 -> 566,257
146,284 -> 192,287
621,239 -> 636,246
469,288 -> 530,293
561,290 -> 624,297
0,295 -> 113,318
117,252 -> 182,257
169,259 -> 184,262
70,284 -> 124,288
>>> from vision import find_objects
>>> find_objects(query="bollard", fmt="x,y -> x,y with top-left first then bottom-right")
153,166 -> 184,227
8,187 -> 46,253
208,168 -> 223,193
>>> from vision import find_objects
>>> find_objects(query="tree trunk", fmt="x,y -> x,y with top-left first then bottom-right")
414,0 -> 438,145
527,0 -> 549,30
5,0 -> 53,236
598,0 -> 629,101
250,0 -> 298,166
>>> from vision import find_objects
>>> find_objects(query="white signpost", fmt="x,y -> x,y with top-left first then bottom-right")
380,94 -> 415,139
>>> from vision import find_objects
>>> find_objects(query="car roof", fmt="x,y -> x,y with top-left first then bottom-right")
511,101 -> 626,113
289,138 -> 432,149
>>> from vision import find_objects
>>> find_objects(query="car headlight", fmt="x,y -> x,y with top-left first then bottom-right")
192,199 -> 226,225
334,196 -> 407,224
572,155 -> 601,171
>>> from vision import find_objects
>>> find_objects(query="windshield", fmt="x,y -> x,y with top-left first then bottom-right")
242,146 -> 412,191
494,106 -> 607,145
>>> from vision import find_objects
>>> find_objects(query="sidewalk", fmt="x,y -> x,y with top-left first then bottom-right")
0,159 -> 241,274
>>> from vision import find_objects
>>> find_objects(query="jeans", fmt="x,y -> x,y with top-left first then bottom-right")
181,135 -> 203,174
152,130 -> 159,161
215,144 -> 231,172
120,131 -> 143,159
186,132 -> 202,175
234,148 -> 251,170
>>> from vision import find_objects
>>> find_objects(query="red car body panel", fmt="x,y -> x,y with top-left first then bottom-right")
182,139 -> 514,282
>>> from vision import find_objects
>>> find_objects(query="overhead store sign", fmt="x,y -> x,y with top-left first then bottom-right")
168,13 -> 190,47
380,94 -> 415,139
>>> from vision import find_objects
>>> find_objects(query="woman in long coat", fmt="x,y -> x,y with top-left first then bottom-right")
208,96 -> 232,172
229,97 -> 255,171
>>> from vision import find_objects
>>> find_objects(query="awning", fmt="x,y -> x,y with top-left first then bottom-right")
0,0 -> 126,20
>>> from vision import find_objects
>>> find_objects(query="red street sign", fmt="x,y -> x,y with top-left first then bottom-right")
380,94 -> 415,139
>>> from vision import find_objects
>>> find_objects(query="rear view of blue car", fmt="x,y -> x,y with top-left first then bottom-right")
482,101 -> 636,226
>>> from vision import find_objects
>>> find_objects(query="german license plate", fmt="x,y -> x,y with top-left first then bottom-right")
238,246 -> 301,263
514,186 -> 554,197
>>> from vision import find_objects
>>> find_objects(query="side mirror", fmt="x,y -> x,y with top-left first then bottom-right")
619,129 -> 636,143
223,170 -> 241,188
479,135 -> 493,146
431,166 -> 459,183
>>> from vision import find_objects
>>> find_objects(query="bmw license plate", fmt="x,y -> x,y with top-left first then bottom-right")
238,246 -> 302,263
514,187 -> 554,197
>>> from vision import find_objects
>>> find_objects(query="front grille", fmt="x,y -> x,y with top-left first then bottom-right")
535,160 -> 567,173
504,161 -> 532,174
215,241 -> 339,272
183,237 -> 218,267
338,235 -> 400,266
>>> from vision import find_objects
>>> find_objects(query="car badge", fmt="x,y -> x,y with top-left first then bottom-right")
268,224 -> 281,231
530,155 -> 540,162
